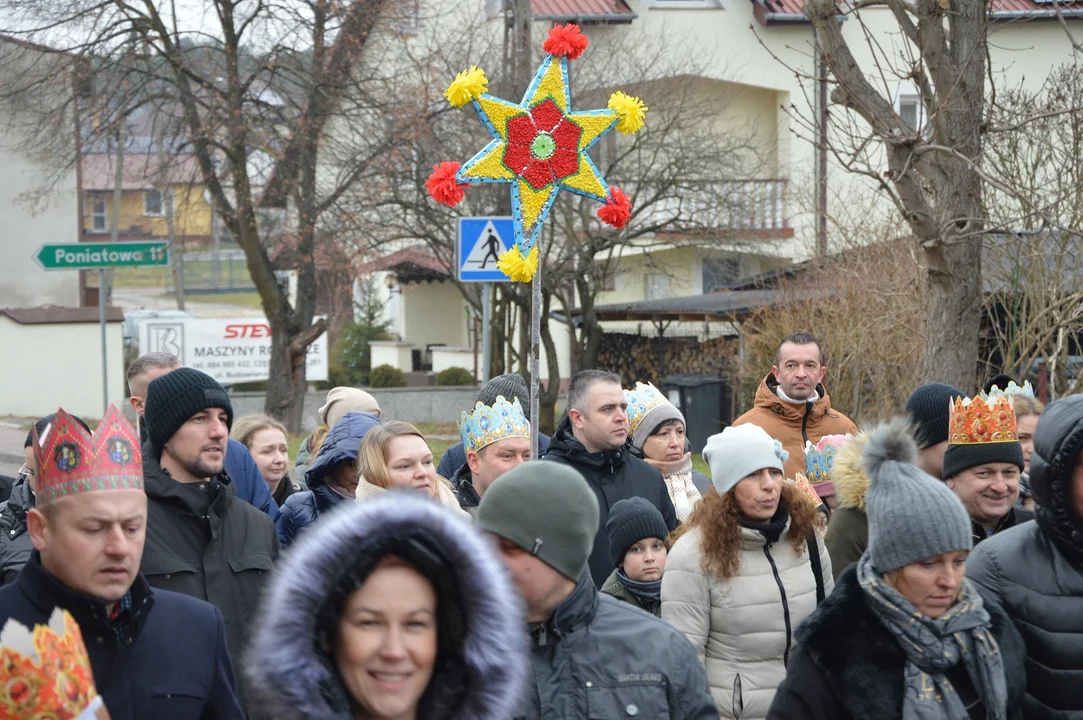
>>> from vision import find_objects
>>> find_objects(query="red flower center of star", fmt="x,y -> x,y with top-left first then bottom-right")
503,98 -> 583,191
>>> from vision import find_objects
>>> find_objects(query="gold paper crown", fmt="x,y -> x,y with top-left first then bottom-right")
948,395 -> 1018,445
459,395 -> 530,453
0,608 -> 103,719
624,382 -> 671,439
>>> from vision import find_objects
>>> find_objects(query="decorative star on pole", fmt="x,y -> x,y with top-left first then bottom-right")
425,23 -> 647,283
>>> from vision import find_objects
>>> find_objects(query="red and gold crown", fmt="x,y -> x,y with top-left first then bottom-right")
0,607 -> 105,719
33,405 -> 143,505
948,395 -> 1018,445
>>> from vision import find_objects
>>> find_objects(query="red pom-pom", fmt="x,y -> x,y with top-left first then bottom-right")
425,161 -> 467,207
598,187 -> 632,229
543,23 -> 589,60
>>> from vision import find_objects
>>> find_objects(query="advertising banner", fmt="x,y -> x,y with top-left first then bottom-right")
138,316 -> 328,383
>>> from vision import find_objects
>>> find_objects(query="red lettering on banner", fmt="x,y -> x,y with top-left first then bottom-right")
224,323 -> 272,339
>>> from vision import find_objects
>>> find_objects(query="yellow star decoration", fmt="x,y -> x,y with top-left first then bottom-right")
430,25 -> 646,283
458,57 -> 618,273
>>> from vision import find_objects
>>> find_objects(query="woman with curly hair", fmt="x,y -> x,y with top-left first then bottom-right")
662,423 -> 834,720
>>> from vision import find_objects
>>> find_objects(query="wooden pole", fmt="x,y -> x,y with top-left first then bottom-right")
530,267 -> 541,458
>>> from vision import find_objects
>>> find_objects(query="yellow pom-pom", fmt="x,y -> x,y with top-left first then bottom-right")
444,66 -> 488,108
497,245 -> 539,283
608,91 -> 647,134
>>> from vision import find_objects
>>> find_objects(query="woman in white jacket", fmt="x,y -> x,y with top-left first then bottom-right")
662,423 -> 834,720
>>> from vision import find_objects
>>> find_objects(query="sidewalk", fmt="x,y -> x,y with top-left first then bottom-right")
0,422 -> 27,467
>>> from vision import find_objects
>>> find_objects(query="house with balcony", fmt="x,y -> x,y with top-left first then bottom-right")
350,0 -> 1080,385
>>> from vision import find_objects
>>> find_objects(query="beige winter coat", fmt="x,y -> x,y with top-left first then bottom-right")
661,521 -> 834,720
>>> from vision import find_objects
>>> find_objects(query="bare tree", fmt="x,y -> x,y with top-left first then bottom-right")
0,0 -> 419,430
797,0 -> 989,389
982,65 -> 1083,397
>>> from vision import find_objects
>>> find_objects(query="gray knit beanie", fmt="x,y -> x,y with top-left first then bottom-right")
703,424 -> 788,495
475,461 -> 599,580
476,373 -> 529,407
862,417 -> 973,573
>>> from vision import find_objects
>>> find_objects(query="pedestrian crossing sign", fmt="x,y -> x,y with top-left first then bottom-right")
458,217 -> 515,282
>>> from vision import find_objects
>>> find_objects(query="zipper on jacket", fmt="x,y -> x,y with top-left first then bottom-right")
801,402 -> 812,445
763,544 -> 793,666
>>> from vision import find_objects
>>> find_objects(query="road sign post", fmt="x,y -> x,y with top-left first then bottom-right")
34,241 -> 169,270
34,241 -> 172,414
458,218 -> 514,384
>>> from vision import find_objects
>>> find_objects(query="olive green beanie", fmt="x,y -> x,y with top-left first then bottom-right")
475,461 -> 599,580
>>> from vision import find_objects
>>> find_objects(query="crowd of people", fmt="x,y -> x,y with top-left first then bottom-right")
0,331 -> 1080,719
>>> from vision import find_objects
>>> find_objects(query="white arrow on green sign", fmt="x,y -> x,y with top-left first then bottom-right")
34,241 -> 170,270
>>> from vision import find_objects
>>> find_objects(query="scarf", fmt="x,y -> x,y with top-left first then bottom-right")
857,555 -> 1007,720
615,568 -> 661,614
777,386 -> 820,405
740,503 -> 789,543
645,453 -> 702,522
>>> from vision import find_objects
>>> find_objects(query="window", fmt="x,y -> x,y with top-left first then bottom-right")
898,94 -> 920,130
90,194 -> 107,232
646,273 -> 670,300
396,0 -> 421,35
702,257 -> 740,292
143,189 -> 164,216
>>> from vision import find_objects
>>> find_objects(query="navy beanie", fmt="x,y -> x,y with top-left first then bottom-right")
606,498 -> 670,568
905,383 -> 965,449
145,368 -> 233,453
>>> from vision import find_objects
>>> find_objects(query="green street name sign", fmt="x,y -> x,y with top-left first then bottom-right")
35,241 -> 170,270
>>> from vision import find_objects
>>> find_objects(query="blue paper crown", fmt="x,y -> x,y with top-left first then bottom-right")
459,395 -> 530,452
624,382 -> 671,438
979,381 -> 1035,402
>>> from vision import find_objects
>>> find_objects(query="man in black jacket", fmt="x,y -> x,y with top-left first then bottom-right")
543,370 -> 678,587
943,395 -> 1033,545
967,394 -> 1083,719
0,405 -> 243,719
140,367 -> 279,686
477,461 -> 717,719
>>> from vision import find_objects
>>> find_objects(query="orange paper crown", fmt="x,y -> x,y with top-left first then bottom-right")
0,607 -> 104,719
948,395 -> 1018,445
33,405 -> 142,505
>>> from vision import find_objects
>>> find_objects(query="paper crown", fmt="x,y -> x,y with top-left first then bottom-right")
791,473 -> 827,508
948,395 -> 1018,445
803,434 -> 851,488
0,607 -> 105,719
459,395 -> 530,453
980,380 -> 1035,401
624,382 -> 672,439
34,405 -> 143,505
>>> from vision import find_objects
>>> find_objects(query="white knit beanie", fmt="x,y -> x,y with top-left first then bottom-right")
703,424 -> 788,495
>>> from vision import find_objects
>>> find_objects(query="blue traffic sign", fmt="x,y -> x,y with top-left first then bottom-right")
458,217 -> 514,282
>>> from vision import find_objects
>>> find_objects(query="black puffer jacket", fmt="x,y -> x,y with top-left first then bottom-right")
768,565 -> 1026,720
543,416 -> 678,587
0,476 -> 33,585
519,568 -> 717,719
967,394 -> 1083,719
140,442 -> 280,677
449,462 -> 481,511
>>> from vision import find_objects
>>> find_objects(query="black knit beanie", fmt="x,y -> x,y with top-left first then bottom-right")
145,367 -> 233,453
476,373 -> 529,407
943,441 -> 1024,481
905,383 -> 965,449
606,497 -> 670,568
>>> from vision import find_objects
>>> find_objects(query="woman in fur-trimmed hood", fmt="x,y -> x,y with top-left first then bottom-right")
245,494 -> 527,720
